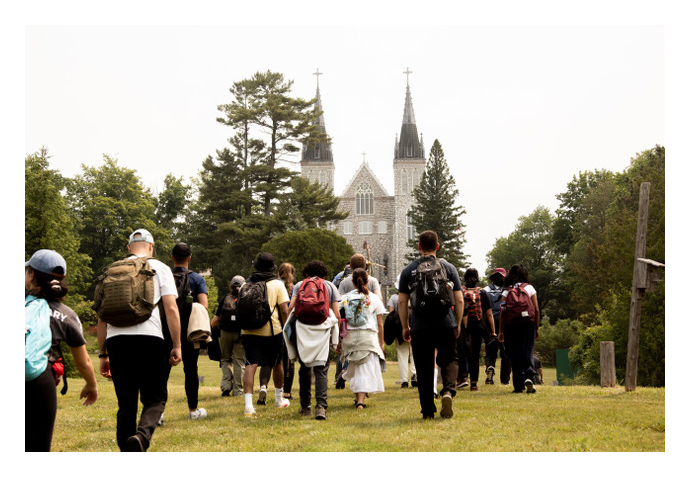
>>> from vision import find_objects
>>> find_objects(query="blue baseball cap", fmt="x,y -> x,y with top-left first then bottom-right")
129,229 -> 155,244
25,249 -> 67,277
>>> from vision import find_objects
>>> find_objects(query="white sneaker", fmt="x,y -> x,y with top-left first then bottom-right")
275,399 -> 290,409
244,407 -> 257,418
189,408 -> 208,420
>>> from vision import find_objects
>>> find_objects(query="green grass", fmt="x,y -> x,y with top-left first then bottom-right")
51,354 -> 665,452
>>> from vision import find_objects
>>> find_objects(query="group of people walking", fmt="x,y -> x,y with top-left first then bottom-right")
25,227 -> 542,452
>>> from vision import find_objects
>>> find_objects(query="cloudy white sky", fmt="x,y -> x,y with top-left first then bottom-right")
24,22 -> 664,274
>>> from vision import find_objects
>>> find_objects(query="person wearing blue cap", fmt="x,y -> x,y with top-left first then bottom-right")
97,229 -> 183,452
25,249 -> 98,451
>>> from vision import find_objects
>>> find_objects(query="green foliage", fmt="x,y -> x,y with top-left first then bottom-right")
485,205 -> 560,321
67,155 -> 175,284
535,319 -> 584,365
203,275 -> 219,316
261,228 -> 355,281
217,70 -> 327,216
569,281 -> 665,387
155,174 -> 191,241
274,176 -> 348,232
25,148 -> 92,292
406,139 -> 468,268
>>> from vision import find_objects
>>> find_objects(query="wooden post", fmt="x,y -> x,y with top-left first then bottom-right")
600,341 -> 616,387
625,182 -> 650,392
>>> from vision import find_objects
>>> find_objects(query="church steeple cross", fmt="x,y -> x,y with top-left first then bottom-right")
403,67 -> 413,86
361,151 -> 367,163
314,68 -> 323,89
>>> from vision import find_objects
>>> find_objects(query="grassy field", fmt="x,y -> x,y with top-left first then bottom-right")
50,353 -> 665,452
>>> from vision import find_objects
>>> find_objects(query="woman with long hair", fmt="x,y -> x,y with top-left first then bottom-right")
277,263 -> 296,399
339,268 -> 386,409
497,264 -> 540,394
25,250 -> 98,451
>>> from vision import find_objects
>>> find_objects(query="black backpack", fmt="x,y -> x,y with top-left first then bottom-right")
409,257 -> 453,312
383,308 -> 402,345
235,279 -> 276,332
173,269 -> 193,323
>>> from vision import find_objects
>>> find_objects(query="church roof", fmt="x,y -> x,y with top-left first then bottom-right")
340,160 -> 391,198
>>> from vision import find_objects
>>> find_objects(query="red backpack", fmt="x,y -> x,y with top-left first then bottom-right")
462,286 -> 483,322
502,283 -> 535,323
294,277 -> 330,325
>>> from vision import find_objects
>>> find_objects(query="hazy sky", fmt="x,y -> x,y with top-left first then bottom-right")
25,24 -> 664,274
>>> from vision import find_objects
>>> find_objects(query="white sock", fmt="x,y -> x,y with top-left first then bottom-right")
434,367 -> 439,392
275,387 -> 283,404
244,393 -> 253,410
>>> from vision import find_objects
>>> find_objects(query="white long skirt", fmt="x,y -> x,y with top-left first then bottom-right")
344,351 -> 385,394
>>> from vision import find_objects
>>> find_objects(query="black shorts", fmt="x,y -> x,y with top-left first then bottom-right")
241,333 -> 284,367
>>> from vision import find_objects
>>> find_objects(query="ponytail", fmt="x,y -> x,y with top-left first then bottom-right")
352,268 -> 369,295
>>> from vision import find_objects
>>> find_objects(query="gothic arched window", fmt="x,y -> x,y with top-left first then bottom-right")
401,170 -> 409,194
356,182 -> 374,215
412,169 -> 421,189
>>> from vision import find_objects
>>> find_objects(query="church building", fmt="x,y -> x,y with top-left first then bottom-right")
300,70 -> 427,290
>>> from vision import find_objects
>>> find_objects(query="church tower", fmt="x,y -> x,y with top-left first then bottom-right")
393,68 -> 426,277
300,68 -> 335,191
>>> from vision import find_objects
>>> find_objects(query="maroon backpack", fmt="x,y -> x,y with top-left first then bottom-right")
462,286 -> 483,322
502,283 -> 535,323
294,277 -> 330,325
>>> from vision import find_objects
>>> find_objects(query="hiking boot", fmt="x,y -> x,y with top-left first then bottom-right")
410,374 -> 418,387
525,379 -> 536,394
126,434 -> 146,452
299,406 -> 312,416
440,393 -> 453,419
485,366 -> 495,385
244,407 -> 257,418
315,405 -> 327,420
189,408 -> 208,420
257,387 -> 267,405
401,382 -> 409,389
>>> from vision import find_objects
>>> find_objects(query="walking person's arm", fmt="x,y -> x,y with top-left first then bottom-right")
399,292 -> 411,342
161,294 -> 183,366
70,344 -> 98,405
453,289 -> 465,339
96,318 -> 111,379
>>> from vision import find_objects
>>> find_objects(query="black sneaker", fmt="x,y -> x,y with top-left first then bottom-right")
485,366 -> 495,385
335,374 -> 346,389
401,382 -> 409,389
126,434 -> 146,452
410,374 -> 418,387
222,389 -> 231,397
457,379 -> 470,389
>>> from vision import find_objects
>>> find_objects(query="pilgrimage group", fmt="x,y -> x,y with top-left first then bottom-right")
25,228 -> 543,452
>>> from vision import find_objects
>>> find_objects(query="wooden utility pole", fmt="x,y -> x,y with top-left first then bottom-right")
625,182 -> 664,392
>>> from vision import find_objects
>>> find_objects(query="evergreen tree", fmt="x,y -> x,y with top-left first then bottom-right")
217,70 -> 327,216
406,139 -> 468,268
274,176 -> 348,232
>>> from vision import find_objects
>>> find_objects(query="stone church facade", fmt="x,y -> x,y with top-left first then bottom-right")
300,73 -> 426,291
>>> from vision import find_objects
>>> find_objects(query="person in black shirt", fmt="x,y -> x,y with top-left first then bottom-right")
398,231 -> 465,420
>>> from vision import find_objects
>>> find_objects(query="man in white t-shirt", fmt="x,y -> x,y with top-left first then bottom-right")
97,229 -> 182,452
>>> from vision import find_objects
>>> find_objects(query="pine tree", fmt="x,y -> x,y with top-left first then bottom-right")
406,139 -> 468,268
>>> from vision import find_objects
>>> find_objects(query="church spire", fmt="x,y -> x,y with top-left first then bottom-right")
302,68 -> 332,163
395,68 -> 423,160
